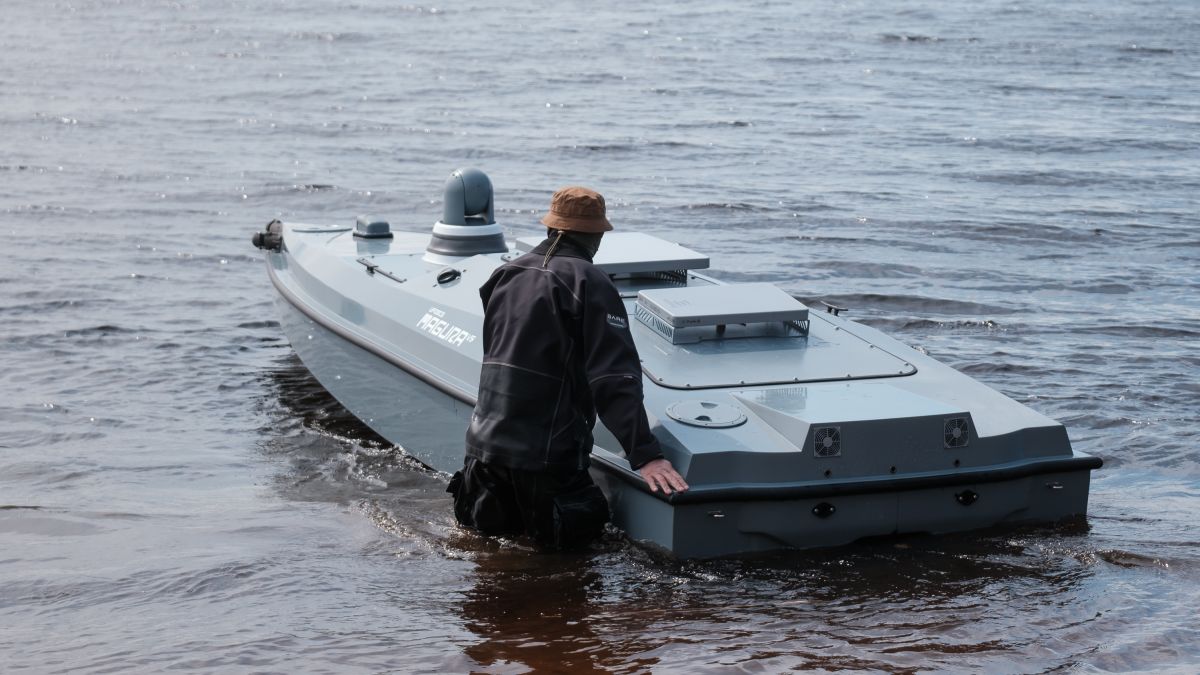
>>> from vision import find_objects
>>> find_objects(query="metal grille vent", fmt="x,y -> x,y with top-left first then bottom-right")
944,417 -> 970,448
814,426 -> 841,457
652,269 -> 688,284
634,303 -> 677,343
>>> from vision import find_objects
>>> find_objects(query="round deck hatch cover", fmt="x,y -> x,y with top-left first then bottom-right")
666,401 -> 747,428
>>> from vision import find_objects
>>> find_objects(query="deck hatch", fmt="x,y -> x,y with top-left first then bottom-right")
635,314 -> 918,389
635,283 -> 809,345
666,401 -> 748,428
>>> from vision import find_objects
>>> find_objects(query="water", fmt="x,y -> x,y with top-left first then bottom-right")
2,0 -> 1198,671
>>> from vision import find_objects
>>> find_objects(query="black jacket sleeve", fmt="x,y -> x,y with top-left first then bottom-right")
580,274 -> 663,469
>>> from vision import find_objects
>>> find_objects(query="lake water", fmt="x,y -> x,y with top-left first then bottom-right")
2,0 -> 1198,672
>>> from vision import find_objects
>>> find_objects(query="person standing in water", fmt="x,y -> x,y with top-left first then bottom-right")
449,186 -> 688,549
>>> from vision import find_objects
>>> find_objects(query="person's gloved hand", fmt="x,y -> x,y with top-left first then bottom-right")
638,458 -> 689,495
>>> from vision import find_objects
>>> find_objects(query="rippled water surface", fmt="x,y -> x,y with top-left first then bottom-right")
2,0 -> 1199,672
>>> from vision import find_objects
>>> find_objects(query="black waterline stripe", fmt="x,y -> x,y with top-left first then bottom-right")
593,454 -> 1103,505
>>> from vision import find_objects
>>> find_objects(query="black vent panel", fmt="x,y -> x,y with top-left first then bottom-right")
814,426 -> 841,457
944,417 -> 970,449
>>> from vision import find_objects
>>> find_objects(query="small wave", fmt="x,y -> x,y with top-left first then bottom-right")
126,272 -> 174,281
810,112 -> 864,121
1119,44 -> 1175,55
769,201 -> 839,215
1025,253 -> 1074,261
650,140 -> 699,148
361,499 -> 459,556
383,4 -> 447,15
959,170 -> 1112,187
1060,208 -> 1137,218
678,202 -> 769,213
60,325 -> 140,338
237,320 -> 281,329
30,112 -> 84,127
957,361 -> 1046,376
1096,549 -> 1174,569
764,55 -> 837,65
545,72 -> 629,86
0,299 -> 94,316
802,260 -> 926,278
901,318 -> 1004,332
253,182 -> 340,196
880,33 -> 940,43
813,293 -> 1016,315
973,135 -> 1196,154
0,513 -> 102,537
565,143 -> 635,153
1073,282 -> 1135,294
993,83 -> 1066,95
286,31 -> 371,43
561,140 -> 698,154
669,118 -> 757,129
1072,325 -> 1199,339
793,234 -> 864,242
974,278 -> 1138,295
5,203 -> 78,214
955,220 -> 1110,244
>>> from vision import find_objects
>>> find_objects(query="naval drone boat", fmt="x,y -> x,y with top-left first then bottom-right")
252,168 -> 1101,557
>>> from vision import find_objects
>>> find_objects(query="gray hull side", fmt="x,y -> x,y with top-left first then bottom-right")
275,278 -> 469,473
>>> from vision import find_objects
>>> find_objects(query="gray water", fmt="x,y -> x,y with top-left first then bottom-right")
2,0 -> 1199,672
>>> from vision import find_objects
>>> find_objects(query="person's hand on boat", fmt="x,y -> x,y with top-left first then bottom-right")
638,458 -> 689,495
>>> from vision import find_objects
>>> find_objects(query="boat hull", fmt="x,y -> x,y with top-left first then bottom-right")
258,221 -> 1101,558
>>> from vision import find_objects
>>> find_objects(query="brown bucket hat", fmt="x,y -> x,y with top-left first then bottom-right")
540,186 -> 614,233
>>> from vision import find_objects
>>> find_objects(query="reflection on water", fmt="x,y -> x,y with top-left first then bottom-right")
461,553 -> 620,674
263,352 -> 392,451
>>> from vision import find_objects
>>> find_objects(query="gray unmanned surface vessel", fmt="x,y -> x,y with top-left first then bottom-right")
252,168 -> 1102,558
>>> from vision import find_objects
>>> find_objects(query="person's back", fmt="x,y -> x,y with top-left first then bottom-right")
467,234 -> 661,473
449,186 -> 687,549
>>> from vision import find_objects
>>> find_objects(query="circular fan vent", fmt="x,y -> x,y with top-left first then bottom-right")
814,426 -> 841,457
944,417 -> 970,449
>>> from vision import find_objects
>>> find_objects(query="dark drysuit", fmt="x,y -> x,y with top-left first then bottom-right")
448,234 -> 663,548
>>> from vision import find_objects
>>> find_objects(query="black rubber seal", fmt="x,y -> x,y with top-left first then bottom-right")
590,453 -> 1103,505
